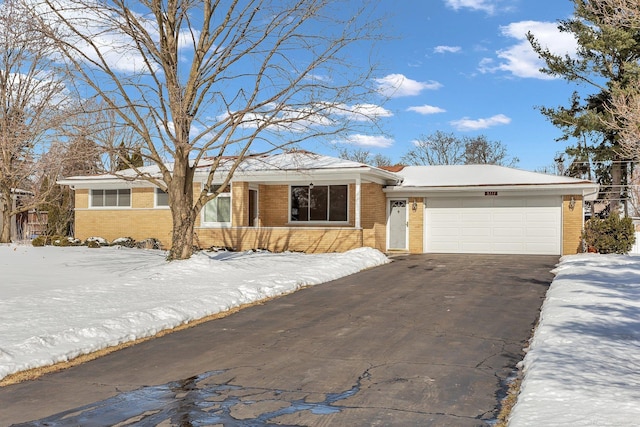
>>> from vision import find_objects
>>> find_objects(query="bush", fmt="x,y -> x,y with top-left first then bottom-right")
84,236 -> 109,246
32,236 -> 48,247
87,240 -> 101,249
135,237 -> 162,250
582,213 -> 636,254
111,237 -> 136,248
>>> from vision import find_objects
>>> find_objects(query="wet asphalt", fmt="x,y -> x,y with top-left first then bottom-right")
0,254 -> 557,426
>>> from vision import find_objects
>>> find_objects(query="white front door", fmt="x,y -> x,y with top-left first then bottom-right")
388,199 -> 408,250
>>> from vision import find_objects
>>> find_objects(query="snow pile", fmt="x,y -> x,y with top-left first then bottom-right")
509,254 -> 640,427
0,245 -> 388,381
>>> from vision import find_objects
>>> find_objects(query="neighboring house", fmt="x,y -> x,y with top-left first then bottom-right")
57,151 -> 599,256
0,189 -> 40,241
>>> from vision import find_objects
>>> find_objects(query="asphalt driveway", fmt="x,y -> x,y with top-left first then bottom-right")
1,254 -> 556,426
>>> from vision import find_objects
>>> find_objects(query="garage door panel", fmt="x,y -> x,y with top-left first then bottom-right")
425,197 -> 561,255
493,228 -> 524,237
461,227 -> 491,237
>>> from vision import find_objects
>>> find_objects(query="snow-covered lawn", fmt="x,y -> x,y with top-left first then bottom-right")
509,254 -> 640,427
0,244 -> 388,382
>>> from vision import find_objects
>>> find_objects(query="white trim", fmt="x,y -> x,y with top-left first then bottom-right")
200,183 -> 232,228
355,177 -> 361,229
89,189 -> 131,209
154,188 -> 170,209
387,198 -> 409,251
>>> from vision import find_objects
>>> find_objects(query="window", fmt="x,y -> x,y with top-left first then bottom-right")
91,189 -> 131,207
155,188 -> 169,207
203,185 -> 231,225
290,185 -> 347,222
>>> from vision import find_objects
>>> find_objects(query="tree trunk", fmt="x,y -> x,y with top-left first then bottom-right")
0,194 -> 12,243
167,152 -> 196,260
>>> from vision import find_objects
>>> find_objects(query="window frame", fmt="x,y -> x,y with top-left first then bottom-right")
289,184 -> 349,224
201,184 -> 232,227
90,189 -> 131,208
154,188 -> 169,208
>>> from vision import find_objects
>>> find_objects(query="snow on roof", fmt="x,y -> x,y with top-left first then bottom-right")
230,150 -> 372,172
60,151 -> 384,182
396,164 -> 594,187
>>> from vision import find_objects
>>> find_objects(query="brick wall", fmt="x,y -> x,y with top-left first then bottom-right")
361,183 -> 387,252
562,195 -> 584,255
74,181 -> 388,253
73,187 -> 172,247
408,197 -> 424,253
232,182 -> 249,227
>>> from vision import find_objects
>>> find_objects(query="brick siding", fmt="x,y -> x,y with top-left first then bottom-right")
562,195 -> 584,255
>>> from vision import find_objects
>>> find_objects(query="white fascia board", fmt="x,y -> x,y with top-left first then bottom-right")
56,178 -> 155,190
384,183 -> 600,198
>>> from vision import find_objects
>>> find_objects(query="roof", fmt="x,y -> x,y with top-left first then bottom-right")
387,164 -> 599,200
57,151 -> 400,186
56,152 -> 599,199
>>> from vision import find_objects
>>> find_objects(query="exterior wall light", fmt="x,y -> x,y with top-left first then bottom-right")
569,196 -> 576,211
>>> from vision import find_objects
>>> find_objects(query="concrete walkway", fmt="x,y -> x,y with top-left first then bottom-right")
1,254 -> 557,426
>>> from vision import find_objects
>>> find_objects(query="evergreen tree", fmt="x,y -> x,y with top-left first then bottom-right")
528,0 -> 640,214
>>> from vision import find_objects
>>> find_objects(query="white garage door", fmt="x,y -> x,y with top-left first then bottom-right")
425,196 -> 562,255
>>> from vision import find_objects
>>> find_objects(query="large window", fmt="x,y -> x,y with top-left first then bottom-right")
155,188 -> 169,207
203,185 -> 231,225
290,185 -> 347,222
91,189 -> 131,207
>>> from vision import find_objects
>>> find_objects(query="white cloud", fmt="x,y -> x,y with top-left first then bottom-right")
482,20 -> 578,79
407,105 -> 446,115
434,45 -> 462,54
333,103 -> 393,121
444,0 -> 496,14
34,0 -> 198,74
375,74 -> 442,98
450,114 -> 511,131
341,134 -> 394,148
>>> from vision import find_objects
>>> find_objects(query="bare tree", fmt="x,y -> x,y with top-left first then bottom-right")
38,109 -> 107,236
402,131 -> 465,165
401,131 -> 517,166
0,0 -> 70,242
336,147 -> 392,167
463,135 -> 519,167
32,0 -> 384,259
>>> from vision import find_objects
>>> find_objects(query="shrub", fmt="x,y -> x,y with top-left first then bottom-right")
84,236 -> 109,246
111,237 -> 136,248
87,240 -> 101,249
32,236 -> 48,247
582,213 -> 636,254
57,237 -> 81,246
135,237 -> 162,250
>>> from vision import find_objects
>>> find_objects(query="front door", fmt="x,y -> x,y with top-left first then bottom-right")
388,199 -> 407,250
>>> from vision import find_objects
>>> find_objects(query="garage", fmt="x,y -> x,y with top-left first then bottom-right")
383,164 -> 600,256
424,196 -> 562,255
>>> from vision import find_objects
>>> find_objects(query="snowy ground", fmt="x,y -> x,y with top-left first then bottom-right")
2,246 -> 640,426
509,254 -> 640,427
0,244 -> 388,381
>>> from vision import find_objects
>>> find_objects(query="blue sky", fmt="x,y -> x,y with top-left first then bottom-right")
316,0 -> 583,171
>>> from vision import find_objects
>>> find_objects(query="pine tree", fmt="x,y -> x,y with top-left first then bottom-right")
528,0 -> 640,214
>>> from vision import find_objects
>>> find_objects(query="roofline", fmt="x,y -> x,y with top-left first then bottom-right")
57,166 -> 401,188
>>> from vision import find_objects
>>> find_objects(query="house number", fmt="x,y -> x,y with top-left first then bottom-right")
485,191 -> 498,196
